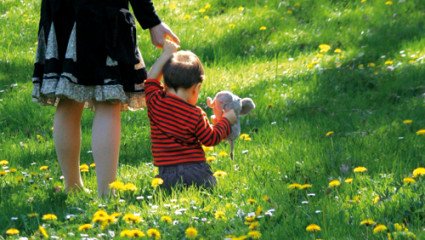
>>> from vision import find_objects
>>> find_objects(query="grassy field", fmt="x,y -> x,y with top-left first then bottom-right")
1,0 -> 425,239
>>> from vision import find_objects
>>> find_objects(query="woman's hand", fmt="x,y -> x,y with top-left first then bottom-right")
149,22 -> 180,48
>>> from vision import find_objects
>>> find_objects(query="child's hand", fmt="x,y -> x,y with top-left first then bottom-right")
223,109 -> 237,125
211,115 -> 218,125
163,39 -> 180,55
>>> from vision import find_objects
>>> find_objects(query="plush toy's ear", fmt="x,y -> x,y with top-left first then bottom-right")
207,97 -> 215,108
240,98 -> 255,115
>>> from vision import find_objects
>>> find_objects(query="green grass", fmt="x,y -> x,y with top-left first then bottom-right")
1,0 -> 425,239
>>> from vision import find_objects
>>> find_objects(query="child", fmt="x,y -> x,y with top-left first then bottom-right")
145,40 -> 237,189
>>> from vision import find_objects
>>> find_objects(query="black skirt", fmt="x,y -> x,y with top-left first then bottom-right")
32,0 -> 161,109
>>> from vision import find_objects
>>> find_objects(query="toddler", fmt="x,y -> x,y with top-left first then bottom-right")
144,40 -> 236,189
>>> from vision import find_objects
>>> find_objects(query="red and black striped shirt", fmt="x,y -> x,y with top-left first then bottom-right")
145,79 -> 231,166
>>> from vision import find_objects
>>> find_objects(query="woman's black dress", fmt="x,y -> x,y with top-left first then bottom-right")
32,0 -> 161,109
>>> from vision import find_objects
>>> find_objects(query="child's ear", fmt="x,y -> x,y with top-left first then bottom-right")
193,82 -> 202,94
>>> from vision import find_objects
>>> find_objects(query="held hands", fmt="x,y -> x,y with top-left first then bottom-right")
149,23 -> 180,48
162,40 -> 180,56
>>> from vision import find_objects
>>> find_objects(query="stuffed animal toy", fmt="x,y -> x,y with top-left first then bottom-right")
207,91 -> 255,160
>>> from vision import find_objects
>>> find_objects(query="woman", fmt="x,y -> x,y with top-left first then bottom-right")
32,0 -> 179,197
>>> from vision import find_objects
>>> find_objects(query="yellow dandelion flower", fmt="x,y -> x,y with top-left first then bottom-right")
353,166 -> 367,173
111,212 -> 121,218
351,196 -> 360,203
259,26 -> 267,31
403,177 -> 415,184
80,164 -> 89,172
160,215 -> 172,223
103,215 -> 117,224
373,196 -> 380,204
28,213 -> 38,218
368,62 -> 376,67
124,183 -> 138,191
40,166 -> 48,170
109,181 -> 125,190
147,228 -> 161,239
42,214 -> 57,221
206,156 -> 216,162
151,178 -> 164,188
410,59 -> 416,63
198,8 -> 206,13
263,195 -> 270,202
90,163 -> 96,168
300,184 -> 312,189
15,176 -> 24,182
239,6 -> 244,11
334,48 -> 342,53
394,223 -> 403,231
205,4 -> 211,9
319,44 -> 331,53
373,224 -> 388,234
329,180 -> 341,187
132,230 -> 145,237
123,213 -> 142,224
413,167 -> 425,177
249,221 -> 260,229
0,160 -> 9,165
247,198 -> 256,204
416,129 -> 425,135
184,14 -> 191,19
10,168 -> 17,173
288,183 -> 301,189
359,64 -> 364,69
185,227 -> 198,239
245,216 -> 256,222
255,205 -> 262,216
360,218 -> 375,226
39,226 -> 48,238
215,210 -> 226,220
307,64 -> 314,68
218,151 -> 228,157
204,15 -> 209,19
213,170 -> 227,177
120,229 -> 134,237
361,0 -> 366,2
294,3 -> 301,7
384,60 -> 393,65
247,230 -> 261,239
0,170 -> 7,176
78,224 -> 93,231
326,131 -> 334,137
345,178 -> 353,184
229,23 -> 236,28
385,1 -> 392,5
92,216 -> 106,223
306,224 -> 321,232
287,10 -> 292,14
6,228 -> 19,235
202,145 -> 214,152
240,133 -> 251,140
403,119 -> 412,124
93,210 -> 108,218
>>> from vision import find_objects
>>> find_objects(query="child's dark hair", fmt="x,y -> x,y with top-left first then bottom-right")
163,51 -> 204,91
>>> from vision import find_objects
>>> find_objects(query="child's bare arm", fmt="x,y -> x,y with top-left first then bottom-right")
147,40 -> 179,80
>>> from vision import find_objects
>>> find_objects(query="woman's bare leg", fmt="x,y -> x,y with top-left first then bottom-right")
92,102 -> 121,197
53,98 -> 85,193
